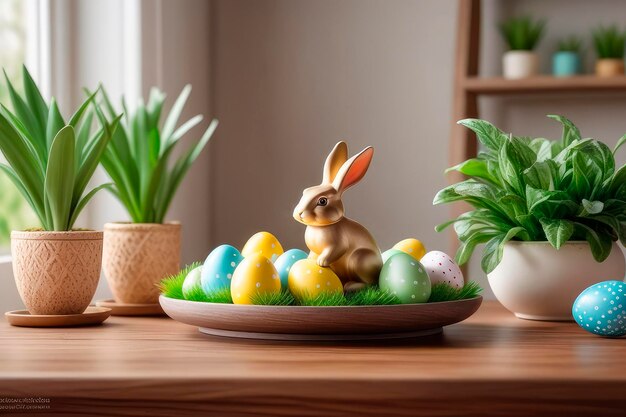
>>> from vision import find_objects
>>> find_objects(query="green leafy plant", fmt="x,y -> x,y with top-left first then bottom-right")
593,25 -> 626,59
499,16 -> 546,51
557,35 -> 583,53
434,115 -> 626,273
96,86 -> 218,223
0,66 -> 120,231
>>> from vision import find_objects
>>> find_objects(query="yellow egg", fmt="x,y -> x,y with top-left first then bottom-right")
241,231 -> 284,261
393,238 -> 426,260
231,254 -> 281,304
288,259 -> 343,301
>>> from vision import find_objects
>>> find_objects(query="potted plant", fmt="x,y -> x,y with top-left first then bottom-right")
499,16 -> 546,79
0,67 -> 120,315
592,25 -> 625,77
434,115 -> 626,321
552,36 -> 582,77
97,86 -> 218,305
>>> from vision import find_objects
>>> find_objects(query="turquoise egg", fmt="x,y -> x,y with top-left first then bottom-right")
381,248 -> 403,263
379,252 -> 431,304
274,249 -> 308,288
182,266 -> 202,299
573,280 -> 626,337
201,245 -> 243,293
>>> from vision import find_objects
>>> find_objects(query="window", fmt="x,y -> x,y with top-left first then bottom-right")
0,0 -> 40,250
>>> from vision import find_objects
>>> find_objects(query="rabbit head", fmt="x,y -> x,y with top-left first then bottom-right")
293,141 -> 374,226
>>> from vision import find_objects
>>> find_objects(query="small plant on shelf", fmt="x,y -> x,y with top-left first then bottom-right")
553,35 -> 583,77
592,25 -> 626,76
499,16 -> 546,79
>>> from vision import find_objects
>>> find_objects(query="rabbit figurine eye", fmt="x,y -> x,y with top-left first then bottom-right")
317,197 -> 328,206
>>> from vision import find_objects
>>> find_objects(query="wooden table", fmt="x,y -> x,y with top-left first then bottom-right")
0,301 -> 624,416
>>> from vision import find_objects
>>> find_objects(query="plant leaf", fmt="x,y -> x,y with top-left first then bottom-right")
457,119 -> 507,151
481,227 -> 527,274
539,218 -> 574,249
44,126 -> 76,230
67,183 -> 114,230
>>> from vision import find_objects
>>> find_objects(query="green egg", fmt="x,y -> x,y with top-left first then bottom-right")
381,248 -> 404,263
379,253 -> 431,304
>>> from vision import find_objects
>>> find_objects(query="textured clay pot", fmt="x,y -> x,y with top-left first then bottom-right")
488,241 -> 625,321
103,222 -> 181,304
11,230 -> 103,315
502,50 -> 539,79
595,58 -> 625,77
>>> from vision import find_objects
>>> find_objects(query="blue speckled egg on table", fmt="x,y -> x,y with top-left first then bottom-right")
573,280 -> 626,337
201,244 -> 243,294
273,249 -> 308,288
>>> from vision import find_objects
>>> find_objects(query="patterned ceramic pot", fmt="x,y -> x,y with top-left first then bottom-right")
11,230 -> 103,315
103,222 -> 181,304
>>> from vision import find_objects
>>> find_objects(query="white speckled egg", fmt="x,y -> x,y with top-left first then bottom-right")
182,266 -> 202,299
573,280 -> 626,337
420,251 -> 464,289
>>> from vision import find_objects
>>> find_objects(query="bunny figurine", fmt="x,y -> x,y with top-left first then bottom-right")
293,141 -> 383,291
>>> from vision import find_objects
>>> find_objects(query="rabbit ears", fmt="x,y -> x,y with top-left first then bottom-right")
322,141 -> 374,193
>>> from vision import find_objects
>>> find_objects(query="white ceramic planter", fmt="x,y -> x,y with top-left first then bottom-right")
488,241 -> 625,321
502,51 -> 539,79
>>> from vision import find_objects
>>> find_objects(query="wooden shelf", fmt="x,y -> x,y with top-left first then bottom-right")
463,75 -> 626,95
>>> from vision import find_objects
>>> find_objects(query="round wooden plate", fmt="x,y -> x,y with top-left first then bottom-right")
95,299 -> 165,316
159,295 -> 483,341
5,306 -> 112,328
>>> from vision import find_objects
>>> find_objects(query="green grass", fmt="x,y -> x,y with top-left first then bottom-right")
499,16 -> 545,51
593,25 -> 626,59
159,264 -> 483,306
428,281 -> 482,302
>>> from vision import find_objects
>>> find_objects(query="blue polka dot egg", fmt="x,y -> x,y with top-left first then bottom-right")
573,280 -> 626,337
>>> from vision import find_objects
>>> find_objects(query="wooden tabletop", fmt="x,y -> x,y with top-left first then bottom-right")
0,301 -> 624,417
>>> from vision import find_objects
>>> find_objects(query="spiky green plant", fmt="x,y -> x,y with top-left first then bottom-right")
95,86 -> 218,223
557,35 -> 583,53
435,115 -> 626,273
0,66 -> 120,231
593,25 -> 626,59
499,16 -> 546,51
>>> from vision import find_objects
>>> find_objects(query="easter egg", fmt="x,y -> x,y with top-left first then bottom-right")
182,266 -> 202,299
381,248 -> 404,263
288,259 -> 343,301
420,250 -> 464,289
274,249 -> 309,288
201,245 -> 243,294
231,254 -> 281,304
393,238 -> 426,260
573,280 -> 626,337
379,253 -> 431,304
242,231 -> 284,261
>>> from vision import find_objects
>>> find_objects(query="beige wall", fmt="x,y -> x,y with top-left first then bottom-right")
210,0 -> 626,296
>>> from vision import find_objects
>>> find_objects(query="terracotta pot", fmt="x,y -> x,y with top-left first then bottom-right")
488,241 -> 625,321
595,58 -> 625,77
103,222 -> 181,304
502,50 -> 539,79
11,230 -> 103,315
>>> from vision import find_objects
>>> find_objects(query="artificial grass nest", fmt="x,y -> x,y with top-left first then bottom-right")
159,264 -> 482,306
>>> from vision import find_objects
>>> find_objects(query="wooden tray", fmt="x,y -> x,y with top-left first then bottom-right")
159,295 -> 483,340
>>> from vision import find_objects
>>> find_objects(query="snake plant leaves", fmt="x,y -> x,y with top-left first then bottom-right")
97,85 -> 218,224
0,66 -> 119,231
435,115 -> 626,273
